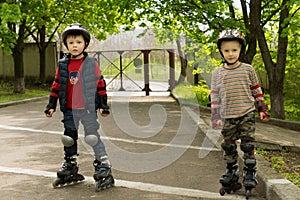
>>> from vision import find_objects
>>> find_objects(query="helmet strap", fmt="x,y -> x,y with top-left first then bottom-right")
225,59 -> 239,65
70,46 -> 87,59
221,53 -> 241,65
71,51 -> 84,59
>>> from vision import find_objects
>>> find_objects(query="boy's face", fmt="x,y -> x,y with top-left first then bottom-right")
220,40 -> 241,65
66,35 -> 86,58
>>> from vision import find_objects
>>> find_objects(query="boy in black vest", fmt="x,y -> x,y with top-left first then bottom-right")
45,23 -> 114,191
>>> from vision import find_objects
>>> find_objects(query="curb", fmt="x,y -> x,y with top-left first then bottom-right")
171,93 -> 300,200
0,96 -> 48,108
267,118 -> 300,132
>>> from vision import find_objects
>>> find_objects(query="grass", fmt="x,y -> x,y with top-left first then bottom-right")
0,89 -> 49,103
0,80 -> 50,103
256,148 -> 300,188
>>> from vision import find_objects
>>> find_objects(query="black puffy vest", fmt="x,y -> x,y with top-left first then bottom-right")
58,55 -> 98,112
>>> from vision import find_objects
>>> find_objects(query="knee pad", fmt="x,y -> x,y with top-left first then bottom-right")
241,140 -> 255,159
84,130 -> 99,147
61,129 -> 77,147
84,128 -> 99,147
221,142 -> 237,155
245,158 -> 256,167
244,158 -> 257,173
85,135 -> 99,146
240,143 -> 254,154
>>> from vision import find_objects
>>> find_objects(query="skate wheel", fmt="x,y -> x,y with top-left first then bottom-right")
76,174 -> 85,182
95,182 -> 107,192
111,178 -> 115,187
95,182 -> 101,192
245,190 -> 251,199
225,189 -> 231,194
95,176 -> 114,192
108,175 -> 115,187
219,187 -> 225,196
52,179 -> 62,188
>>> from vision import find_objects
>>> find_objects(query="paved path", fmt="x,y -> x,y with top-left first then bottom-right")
0,93 -> 286,200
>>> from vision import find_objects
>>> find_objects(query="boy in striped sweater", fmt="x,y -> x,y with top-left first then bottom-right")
210,29 -> 269,197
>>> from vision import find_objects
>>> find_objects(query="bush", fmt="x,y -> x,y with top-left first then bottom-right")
172,80 -> 210,106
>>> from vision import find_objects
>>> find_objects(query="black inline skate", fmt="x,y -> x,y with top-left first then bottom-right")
243,159 -> 257,199
219,160 -> 242,196
52,155 -> 85,188
93,159 -> 114,192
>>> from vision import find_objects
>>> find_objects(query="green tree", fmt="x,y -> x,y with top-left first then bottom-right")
247,0 -> 300,119
1,0 -> 133,90
0,2 -> 22,93
0,2 -> 20,54
2,0 -> 33,93
24,0 -> 69,83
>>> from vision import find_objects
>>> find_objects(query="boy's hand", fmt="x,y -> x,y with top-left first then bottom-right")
99,108 -> 110,117
212,119 -> 222,129
259,111 -> 270,122
45,109 -> 55,118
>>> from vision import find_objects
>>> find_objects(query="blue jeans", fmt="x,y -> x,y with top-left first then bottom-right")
62,109 -> 107,160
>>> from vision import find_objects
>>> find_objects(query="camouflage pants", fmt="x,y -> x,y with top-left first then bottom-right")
221,111 -> 256,160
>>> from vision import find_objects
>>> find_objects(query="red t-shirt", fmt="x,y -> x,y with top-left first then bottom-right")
66,58 -> 85,109
50,57 -> 105,109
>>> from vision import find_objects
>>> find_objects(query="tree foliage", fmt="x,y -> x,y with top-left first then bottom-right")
0,2 -> 21,54
122,0 -> 300,119
0,0 -> 132,90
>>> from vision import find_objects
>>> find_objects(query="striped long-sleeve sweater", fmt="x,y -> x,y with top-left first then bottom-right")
210,63 -> 266,120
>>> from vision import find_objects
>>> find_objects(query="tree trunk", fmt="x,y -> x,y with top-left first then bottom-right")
242,0 -> 257,65
175,39 -> 187,85
39,25 -> 47,83
269,0 -> 289,119
39,47 -> 46,83
250,0 -> 288,119
12,20 -> 26,94
269,78 -> 284,119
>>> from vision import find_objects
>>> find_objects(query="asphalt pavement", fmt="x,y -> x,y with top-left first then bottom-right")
0,92 -> 299,200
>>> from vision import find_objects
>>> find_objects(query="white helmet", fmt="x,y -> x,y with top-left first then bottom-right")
62,23 -> 91,48
217,29 -> 246,50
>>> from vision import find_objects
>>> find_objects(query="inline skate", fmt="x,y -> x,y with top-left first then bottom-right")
93,159 -> 114,192
52,155 -> 85,188
243,159 -> 257,199
219,160 -> 242,196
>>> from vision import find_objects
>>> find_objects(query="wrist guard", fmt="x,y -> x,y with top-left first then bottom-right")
44,96 -> 58,114
212,119 -> 221,129
97,94 -> 110,114
257,101 -> 270,119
